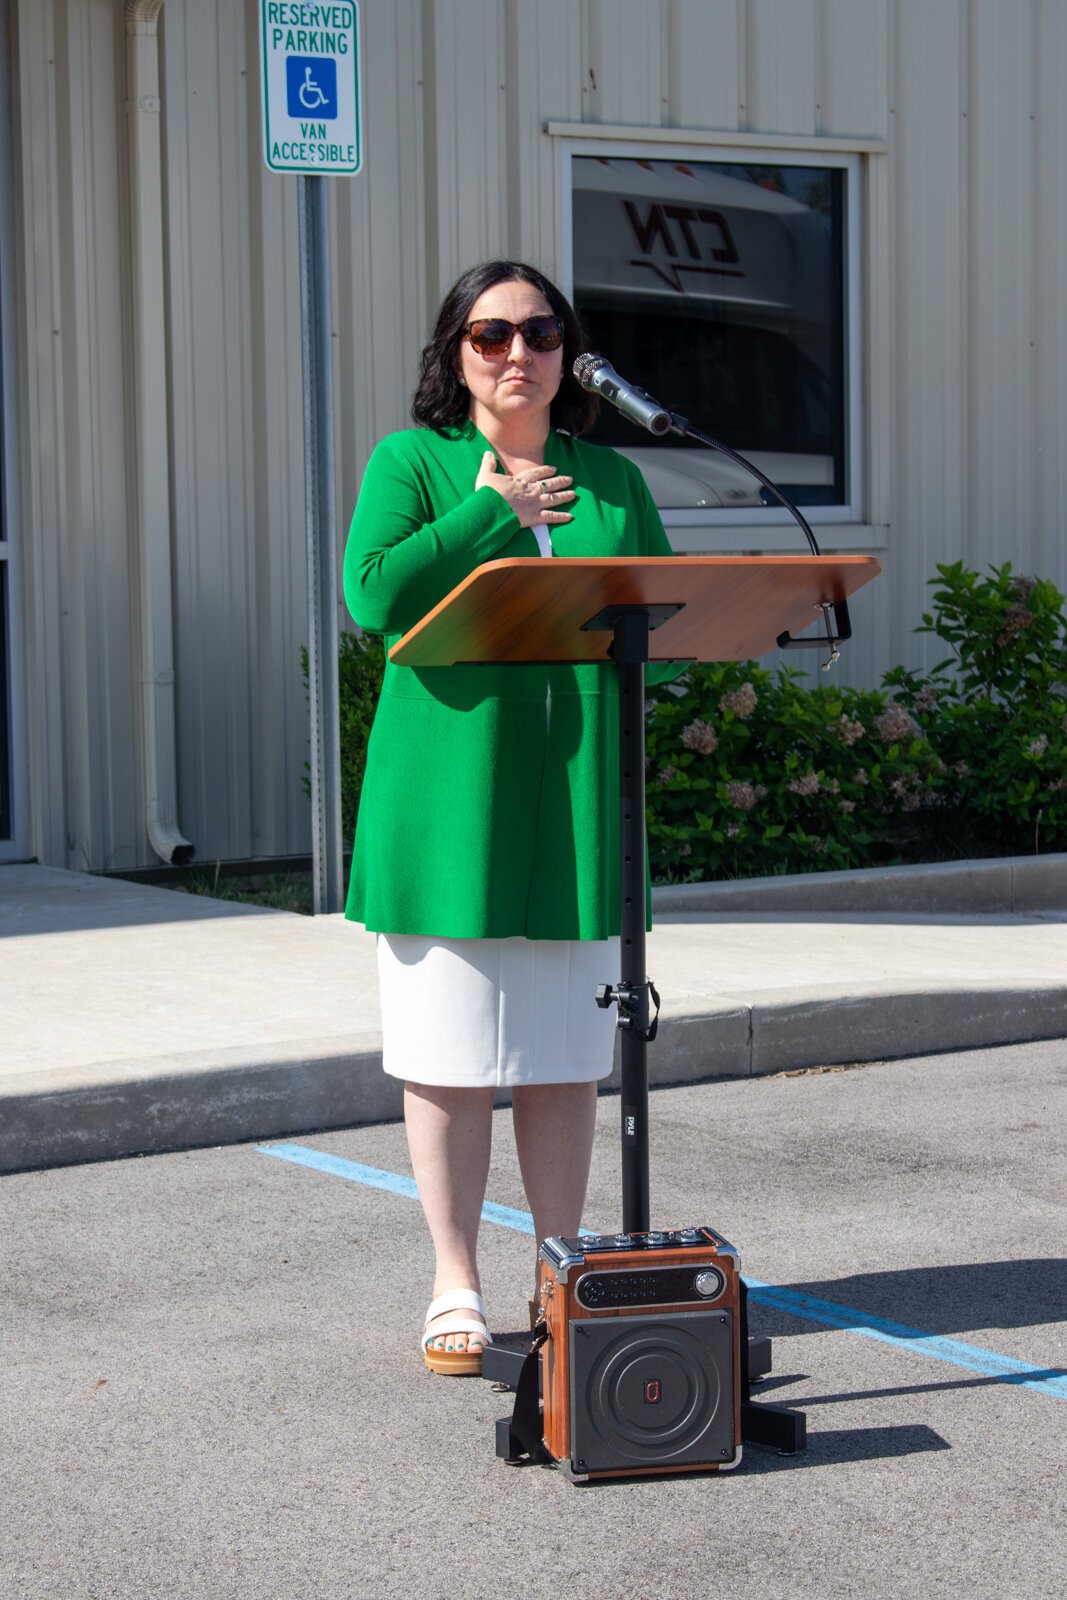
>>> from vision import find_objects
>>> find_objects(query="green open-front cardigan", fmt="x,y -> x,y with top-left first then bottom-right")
342,422 -> 681,940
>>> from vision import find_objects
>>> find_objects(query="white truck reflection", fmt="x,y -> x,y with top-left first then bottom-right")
572,157 -> 843,511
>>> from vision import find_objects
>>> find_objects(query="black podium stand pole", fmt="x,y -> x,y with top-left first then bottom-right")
615,609 -> 651,1234
592,606 -> 658,1232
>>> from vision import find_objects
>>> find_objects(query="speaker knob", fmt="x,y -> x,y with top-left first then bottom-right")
694,1268 -> 725,1299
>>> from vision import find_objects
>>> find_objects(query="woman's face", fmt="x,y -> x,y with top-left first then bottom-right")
455,278 -> 564,436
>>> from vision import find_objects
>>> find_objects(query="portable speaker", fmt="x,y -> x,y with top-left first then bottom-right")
538,1227 -> 742,1481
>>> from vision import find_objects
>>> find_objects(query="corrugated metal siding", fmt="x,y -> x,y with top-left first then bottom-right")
164,2 -> 268,862
818,0 -> 889,140
666,2 -> 742,130
890,0 -> 968,674
748,0 -> 819,134
1033,0 -> 1067,582
969,0 -> 1034,570
14,0 -> 69,869
11,0 -> 1067,868
15,0 -> 141,870
503,1 -> 584,268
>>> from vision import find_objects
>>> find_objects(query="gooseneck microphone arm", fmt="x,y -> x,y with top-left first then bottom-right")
669,417 -> 821,558
573,352 -> 851,668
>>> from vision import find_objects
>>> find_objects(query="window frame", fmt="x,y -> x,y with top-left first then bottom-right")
554,127 -> 883,547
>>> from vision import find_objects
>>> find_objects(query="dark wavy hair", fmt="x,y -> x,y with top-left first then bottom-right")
410,260 -> 599,435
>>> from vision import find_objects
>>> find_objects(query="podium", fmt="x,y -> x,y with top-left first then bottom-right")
391,552 -> 881,1475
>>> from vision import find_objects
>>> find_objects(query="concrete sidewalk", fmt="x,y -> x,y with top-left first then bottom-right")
2,856 -> 1066,1175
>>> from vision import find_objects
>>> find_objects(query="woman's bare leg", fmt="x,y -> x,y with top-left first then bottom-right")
404,1082 -> 495,1353
511,1080 -> 599,1295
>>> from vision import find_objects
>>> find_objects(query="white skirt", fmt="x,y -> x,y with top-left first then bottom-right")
377,934 -> 620,1088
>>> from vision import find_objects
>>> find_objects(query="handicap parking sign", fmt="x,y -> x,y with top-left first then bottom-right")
286,56 -> 338,121
260,1 -> 362,175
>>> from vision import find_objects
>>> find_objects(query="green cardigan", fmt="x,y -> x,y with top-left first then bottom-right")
342,421 -> 680,940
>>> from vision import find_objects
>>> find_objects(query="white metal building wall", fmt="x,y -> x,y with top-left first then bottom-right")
13,0 -> 141,871
8,0 -> 1067,871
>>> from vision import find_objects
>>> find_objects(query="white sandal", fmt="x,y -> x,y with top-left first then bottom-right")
422,1289 -> 493,1376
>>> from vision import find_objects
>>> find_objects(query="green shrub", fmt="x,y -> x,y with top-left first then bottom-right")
645,661 -> 943,881
648,560 -> 1067,880
338,630 -> 386,840
303,631 -> 385,842
883,561 -> 1067,856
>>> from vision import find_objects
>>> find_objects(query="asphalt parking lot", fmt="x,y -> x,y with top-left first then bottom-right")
2,1038 -> 1064,1600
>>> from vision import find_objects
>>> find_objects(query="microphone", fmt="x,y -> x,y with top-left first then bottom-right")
572,353 -> 672,436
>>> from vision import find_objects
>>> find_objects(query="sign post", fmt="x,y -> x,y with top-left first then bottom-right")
260,3 -> 362,914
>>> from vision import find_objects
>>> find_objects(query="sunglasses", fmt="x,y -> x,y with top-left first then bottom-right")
462,315 -> 565,356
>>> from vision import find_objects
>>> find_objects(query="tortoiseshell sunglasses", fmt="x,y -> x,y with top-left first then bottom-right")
462,315 -> 565,356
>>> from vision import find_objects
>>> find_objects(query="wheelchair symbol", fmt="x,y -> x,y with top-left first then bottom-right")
298,67 -> 327,111
285,56 -> 338,121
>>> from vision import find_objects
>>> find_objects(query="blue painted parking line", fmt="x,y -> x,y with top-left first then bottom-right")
258,1141 -> 547,1234
743,1280 -> 1067,1400
260,1141 -> 419,1199
258,1141 -> 1067,1400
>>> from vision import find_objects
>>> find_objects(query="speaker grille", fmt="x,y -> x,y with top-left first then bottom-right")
568,1311 -> 736,1473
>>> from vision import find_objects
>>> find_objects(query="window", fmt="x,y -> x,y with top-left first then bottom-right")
568,151 -> 859,523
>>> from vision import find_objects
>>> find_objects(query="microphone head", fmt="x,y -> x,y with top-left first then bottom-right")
573,352 -> 607,391
572,351 -> 671,434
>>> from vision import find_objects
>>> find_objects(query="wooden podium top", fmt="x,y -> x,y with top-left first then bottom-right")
389,555 -> 882,666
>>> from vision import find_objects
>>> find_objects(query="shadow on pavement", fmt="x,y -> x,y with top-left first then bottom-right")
737,1423 -> 952,1474
755,1258 -> 1067,1338
767,1372 -> 1066,1405
510,1425 -> 952,1484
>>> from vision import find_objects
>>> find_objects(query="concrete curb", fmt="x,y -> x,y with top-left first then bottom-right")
5,981 -> 1066,1176
0,1045 -> 387,1175
651,853 -> 1067,916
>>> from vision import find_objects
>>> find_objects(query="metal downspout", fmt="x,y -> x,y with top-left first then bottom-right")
125,0 -> 192,864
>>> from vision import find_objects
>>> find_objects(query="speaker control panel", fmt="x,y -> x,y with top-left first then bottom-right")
558,1226 -> 732,1256
574,1263 -> 728,1310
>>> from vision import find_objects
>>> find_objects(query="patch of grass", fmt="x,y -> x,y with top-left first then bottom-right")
154,865 -> 315,915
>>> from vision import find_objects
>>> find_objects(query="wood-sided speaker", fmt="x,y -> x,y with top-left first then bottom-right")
538,1227 -> 742,1482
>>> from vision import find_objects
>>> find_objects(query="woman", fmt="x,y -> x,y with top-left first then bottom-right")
343,260 -> 678,1374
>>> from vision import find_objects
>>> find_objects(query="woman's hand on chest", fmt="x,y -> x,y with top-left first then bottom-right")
474,451 -> 575,529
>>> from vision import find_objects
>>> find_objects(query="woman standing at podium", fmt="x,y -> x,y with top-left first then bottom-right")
344,260 -> 678,1375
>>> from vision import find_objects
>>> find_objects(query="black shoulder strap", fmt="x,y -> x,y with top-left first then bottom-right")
506,1320 -> 550,1463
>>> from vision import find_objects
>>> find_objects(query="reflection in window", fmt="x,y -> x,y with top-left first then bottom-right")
571,156 -> 848,510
